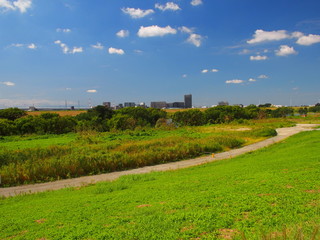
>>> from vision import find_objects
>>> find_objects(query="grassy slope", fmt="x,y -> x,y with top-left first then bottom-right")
1,131 -> 320,239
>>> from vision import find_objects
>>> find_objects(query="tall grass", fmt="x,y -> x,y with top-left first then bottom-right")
0,124 -> 281,186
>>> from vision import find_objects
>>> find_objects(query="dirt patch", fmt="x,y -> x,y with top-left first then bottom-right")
136,204 -> 152,208
218,229 -> 240,239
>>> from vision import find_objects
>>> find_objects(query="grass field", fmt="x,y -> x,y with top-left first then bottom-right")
0,121 -> 291,187
26,110 -> 86,117
1,130 -> 319,239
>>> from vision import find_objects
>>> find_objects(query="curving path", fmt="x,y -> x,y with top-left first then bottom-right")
0,124 -> 318,197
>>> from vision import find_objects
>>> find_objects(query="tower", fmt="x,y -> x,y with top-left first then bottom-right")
184,94 -> 192,108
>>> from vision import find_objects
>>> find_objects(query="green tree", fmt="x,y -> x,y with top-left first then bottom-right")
0,108 -> 26,121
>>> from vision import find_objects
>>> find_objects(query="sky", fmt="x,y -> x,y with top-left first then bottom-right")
0,0 -> 320,108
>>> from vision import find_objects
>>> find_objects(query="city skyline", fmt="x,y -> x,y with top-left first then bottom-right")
0,0 -> 320,108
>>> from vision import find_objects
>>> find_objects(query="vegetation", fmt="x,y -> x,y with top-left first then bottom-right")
1,130 -> 319,239
0,105 -> 301,136
0,121 -> 287,187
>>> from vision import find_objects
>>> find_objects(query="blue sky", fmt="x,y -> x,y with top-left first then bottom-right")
0,0 -> 320,108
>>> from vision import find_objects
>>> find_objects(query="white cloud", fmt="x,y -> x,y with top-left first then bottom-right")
247,29 -> 290,44
11,43 -> 24,47
27,43 -> 37,49
9,43 -> 37,49
1,81 -> 15,86
155,2 -> 181,11
13,0 -> 31,13
250,55 -> 268,61
201,69 -> 208,73
71,47 -> 83,54
211,69 -> 219,72
291,31 -> 304,39
296,34 -> 320,46
134,49 -> 143,54
226,79 -> 244,84
91,42 -> 104,50
182,74 -> 187,78
191,0 -> 203,6
0,0 -> 31,13
137,25 -> 177,37
179,26 -> 194,34
86,90 -> 97,93
249,78 -> 256,82
187,33 -> 202,47
108,47 -> 125,55
54,40 -> 83,54
116,29 -> 129,38
258,74 -> 268,79
122,7 -> 154,19
56,28 -> 71,33
275,45 -> 297,56
0,0 -> 15,11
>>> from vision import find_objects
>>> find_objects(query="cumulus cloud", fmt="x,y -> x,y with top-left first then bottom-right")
137,25 -> 177,37
258,74 -> 268,79
1,81 -> 15,86
27,43 -> 37,49
86,89 -> 97,93
91,42 -> 104,50
247,29 -> 290,44
226,79 -> 244,84
122,7 -> 154,19
296,34 -> 320,46
211,69 -> 219,72
179,26 -> 203,47
71,47 -> 83,54
56,28 -> 71,33
249,78 -> 256,82
201,69 -> 208,73
54,40 -> 83,54
187,33 -> 202,47
116,29 -> 129,38
108,47 -> 125,55
250,55 -> 268,61
191,0 -> 203,6
0,0 -> 32,13
155,2 -> 181,11
13,0 -> 31,12
275,45 -> 297,56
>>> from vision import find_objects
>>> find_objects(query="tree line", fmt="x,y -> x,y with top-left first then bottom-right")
0,104 -> 318,136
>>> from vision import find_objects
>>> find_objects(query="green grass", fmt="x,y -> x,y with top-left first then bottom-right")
0,122 -> 288,186
1,130 -> 319,239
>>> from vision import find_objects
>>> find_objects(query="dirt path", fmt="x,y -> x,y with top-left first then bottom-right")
1,124 -> 318,197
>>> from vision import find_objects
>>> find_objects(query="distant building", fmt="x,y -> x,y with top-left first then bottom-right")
151,101 -> 167,109
184,94 -> 192,108
70,106 -> 75,110
103,102 -> 111,108
167,102 -> 185,108
124,102 -> 136,107
138,102 -> 147,108
28,106 -> 38,111
218,101 -> 229,106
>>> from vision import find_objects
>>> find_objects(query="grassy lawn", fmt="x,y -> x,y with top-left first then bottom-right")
1,130 -> 319,239
0,121 -> 293,187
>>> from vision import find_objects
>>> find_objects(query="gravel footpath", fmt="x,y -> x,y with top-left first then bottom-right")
1,124 -> 318,197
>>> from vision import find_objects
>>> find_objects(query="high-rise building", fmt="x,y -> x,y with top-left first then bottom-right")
184,94 -> 192,108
